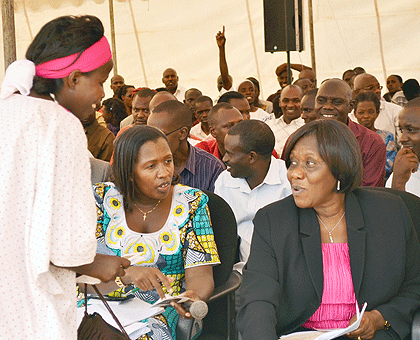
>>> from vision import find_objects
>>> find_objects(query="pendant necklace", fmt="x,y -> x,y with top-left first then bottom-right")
316,211 -> 346,243
134,200 -> 161,221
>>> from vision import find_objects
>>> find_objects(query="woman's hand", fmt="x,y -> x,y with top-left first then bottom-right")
347,310 -> 386,340
124,266 -> 174,299
63,253 -> 130,282
170,290 -> 202,319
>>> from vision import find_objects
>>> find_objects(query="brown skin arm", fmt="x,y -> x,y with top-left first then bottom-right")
216,26 -> 233,91
276,63 -> 311,75
171,265 -> 214,318
347,310 -> 386,339
391,148 -> 419,190
56,253 -> 130,283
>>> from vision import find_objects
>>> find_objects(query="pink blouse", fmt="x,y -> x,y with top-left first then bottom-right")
302,243 -> 357,329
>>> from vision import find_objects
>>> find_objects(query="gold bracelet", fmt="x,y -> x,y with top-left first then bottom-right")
115,276 -> 127,289
384,320 -> 391,330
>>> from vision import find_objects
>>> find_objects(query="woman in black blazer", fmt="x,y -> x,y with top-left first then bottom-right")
237,120 -> 420,340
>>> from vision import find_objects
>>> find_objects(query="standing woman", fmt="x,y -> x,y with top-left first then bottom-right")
0,15 -> 129,339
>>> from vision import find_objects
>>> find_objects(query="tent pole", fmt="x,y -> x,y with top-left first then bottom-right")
2,0 -> 17,70
374,0 -> 386,80
108,0 -> 118,75
128,0 -> 148,87
308,0 -> 316,78
245,0 -> 263,98
283,0 -> 291,84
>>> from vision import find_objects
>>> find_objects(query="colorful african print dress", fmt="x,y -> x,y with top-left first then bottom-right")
92,182 -> 220,340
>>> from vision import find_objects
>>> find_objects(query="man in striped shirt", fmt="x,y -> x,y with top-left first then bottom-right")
148,100 -> 226,192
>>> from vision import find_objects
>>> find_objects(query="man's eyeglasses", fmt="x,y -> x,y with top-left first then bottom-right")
165,126 -> 184,136
359,85 -> 383,92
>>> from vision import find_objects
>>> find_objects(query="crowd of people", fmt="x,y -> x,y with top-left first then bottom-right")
1,14 -> 420,340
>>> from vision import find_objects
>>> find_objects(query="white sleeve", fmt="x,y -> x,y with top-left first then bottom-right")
29,106 -> 96,280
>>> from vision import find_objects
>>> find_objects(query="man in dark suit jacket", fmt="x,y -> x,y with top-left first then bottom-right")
237,189 -> 420,340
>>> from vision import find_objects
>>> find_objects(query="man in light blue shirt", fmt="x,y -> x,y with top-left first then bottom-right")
215,120 -> 292,272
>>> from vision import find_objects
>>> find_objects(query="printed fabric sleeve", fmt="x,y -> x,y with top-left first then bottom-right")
182,189 -> 220,268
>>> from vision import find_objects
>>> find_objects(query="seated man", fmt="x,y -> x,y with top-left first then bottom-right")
184,88 -> 202,114
120,87 -> 156,128
247,77 -> 273,113
147,100 -> 225,192
215,27 -> 273,121
237,80 -> 274,122
218,91 -> 251,120
266,85 -> 305,155
351,73 -> 401,142
215,120 -> 291,272
342,69 -> 356,88
82,111 -> 115,162
195,102 -> 243,161
110,74 -> 125,98
387,98 -> 420,196
162,68 -> 186,101
316,78 -> 386,187
190,95 -> 212,140
403,79 -> 420,102
301,88 -> 318,124
298,68 -> 317,88
267,63 -> 311,102
293,78 -> 314,95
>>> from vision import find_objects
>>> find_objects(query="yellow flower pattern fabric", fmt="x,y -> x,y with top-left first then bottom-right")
91,182 -> 220,340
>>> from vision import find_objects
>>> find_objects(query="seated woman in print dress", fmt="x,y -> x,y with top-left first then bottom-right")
92,125 -> 220,340
237,119 -> 420,340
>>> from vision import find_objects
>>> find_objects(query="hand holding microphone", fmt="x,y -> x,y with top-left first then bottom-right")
168,291 -> 208,320
182,300 -> 208,319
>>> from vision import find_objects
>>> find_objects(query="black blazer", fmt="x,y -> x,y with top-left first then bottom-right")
237,188 -> 420,340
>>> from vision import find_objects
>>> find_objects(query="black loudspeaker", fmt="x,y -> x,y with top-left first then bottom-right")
263,0 -> 304,52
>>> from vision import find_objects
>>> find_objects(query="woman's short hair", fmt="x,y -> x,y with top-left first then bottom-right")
102,98 -> 127,123
354,91 -> 380,112
113,125 -> 170,208
283,119 -> 362,193
26,15 -> 104,96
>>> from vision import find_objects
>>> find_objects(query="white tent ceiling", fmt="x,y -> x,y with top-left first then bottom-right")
1,0 -> 419,100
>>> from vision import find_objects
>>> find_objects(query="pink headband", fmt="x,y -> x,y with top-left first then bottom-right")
35,36 -> 112,79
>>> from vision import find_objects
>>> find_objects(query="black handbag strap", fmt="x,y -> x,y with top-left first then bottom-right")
84,284 -> 130,339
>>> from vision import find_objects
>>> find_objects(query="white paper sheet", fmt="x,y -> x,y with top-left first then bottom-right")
77,297 -> 164,338
280,302 -> 368,340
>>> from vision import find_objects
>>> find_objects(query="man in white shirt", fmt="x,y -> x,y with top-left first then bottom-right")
387,98 -> 420,196
190,95 -> 212,140
215,120 -> 291,272
350,73 -> 402,142
162,68 -> 186,101
267,85 -> 305,155
218,91 -> 251,120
